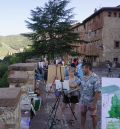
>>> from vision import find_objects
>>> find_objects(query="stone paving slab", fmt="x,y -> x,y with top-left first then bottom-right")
0,124 -> 7,129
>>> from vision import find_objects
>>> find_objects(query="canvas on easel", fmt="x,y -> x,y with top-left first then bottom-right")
55,80 -> 69,91
47,65 -> 65,84
102,77 -> 120,129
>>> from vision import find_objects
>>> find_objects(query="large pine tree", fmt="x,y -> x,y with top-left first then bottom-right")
25,0 -> 79,58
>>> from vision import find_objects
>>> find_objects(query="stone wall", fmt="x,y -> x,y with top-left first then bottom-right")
0,88 -> 21,129
102,16 -> 120,62
8,63 -> 37,129
8,63 -> 37,94
72,9 -> 120,65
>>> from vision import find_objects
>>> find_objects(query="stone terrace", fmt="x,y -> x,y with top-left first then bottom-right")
30,68 -> 120,129
30,90 -> 101,129
0,88 -> 21,129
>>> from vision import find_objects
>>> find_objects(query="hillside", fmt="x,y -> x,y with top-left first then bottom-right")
102,85 -> 120,94
0,35 -> 32,59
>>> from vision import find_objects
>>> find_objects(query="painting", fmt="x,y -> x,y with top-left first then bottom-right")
47,65 -> 65,83
102,78 -> 120,129
55,80 -> 69,91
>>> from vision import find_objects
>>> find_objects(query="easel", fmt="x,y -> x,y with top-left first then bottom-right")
46,66 -> 77,129
47,65 -> 65,94
49,65 -> 58,92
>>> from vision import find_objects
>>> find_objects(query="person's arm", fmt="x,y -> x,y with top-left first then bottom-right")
92,77 -> 101,107
69,83 -> 77,88
93,92 -> 101,105
69,78 -> 81,89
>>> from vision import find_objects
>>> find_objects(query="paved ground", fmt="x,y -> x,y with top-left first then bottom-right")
30,94 -> 101,129
30,68 -> 120,129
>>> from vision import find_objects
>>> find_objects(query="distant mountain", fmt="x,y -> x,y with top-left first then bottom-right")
102,85 -> 120,94
0,35 -> 32,59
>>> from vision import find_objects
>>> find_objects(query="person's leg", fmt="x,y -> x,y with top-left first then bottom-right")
70,103 -> 76,119
71,103 -> 76,112
62,96 -> 68,113
68,96 -> 78,120
91,115 -> 98,129
90,109 -> 97,129
89,106 -> 98,129
80,105 -> 87,129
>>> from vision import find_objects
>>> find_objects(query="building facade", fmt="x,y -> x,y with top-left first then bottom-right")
72,6 -> 120,65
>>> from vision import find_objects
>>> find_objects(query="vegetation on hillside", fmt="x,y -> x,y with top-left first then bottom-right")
0,35 -> 34,87
0,63 -> 9,87
0,35 -> 32,59
0,49 -> 35,88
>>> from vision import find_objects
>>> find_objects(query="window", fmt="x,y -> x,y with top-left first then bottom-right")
113,58 -> 118,62
108,12 -> 112,17
76,28 -> 79,31
114,41 -> 120,48
114,12 -> 117,17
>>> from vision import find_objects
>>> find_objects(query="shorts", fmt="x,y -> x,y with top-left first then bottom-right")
80,104 -> 97,117
63,95 -> 79,104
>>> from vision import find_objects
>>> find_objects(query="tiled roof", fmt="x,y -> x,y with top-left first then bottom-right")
83,7 -> 120,23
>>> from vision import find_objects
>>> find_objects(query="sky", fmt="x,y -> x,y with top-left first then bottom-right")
0,0 -> 120,36
102,78 -> 120,87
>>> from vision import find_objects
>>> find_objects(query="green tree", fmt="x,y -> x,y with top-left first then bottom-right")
0,63 -> 8,78
25,0 -> 79,59
109,95 -> 120,119
0,71 -> 9,88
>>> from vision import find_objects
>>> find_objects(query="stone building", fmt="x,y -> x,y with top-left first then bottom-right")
0,88 -> 21,129
72,5 -> 120,65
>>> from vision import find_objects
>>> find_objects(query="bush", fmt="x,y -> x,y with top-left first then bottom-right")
70,51 -> 79,57
0,71 -> 9,88
0,63 -> 8,78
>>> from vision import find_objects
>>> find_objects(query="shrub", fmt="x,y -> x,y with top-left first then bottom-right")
0,63 -> 8,78
0,71 -> 9,87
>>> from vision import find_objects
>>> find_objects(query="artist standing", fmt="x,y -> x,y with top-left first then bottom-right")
80,63 -> 101,129
62,67 -> 80,124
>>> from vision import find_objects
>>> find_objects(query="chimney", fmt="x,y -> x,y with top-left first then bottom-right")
116,5 -> 120,8
94,8 -> 97,13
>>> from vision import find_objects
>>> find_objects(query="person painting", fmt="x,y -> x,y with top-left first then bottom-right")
77,59 -> 84,79
80,63 -> 101,129
62,67 -> 80,124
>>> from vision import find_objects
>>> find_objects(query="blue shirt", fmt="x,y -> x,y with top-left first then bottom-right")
77,63 -> 84,78
80,72 -> 101,105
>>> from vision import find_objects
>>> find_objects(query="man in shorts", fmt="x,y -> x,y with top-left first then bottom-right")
80,63 -> 101,129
